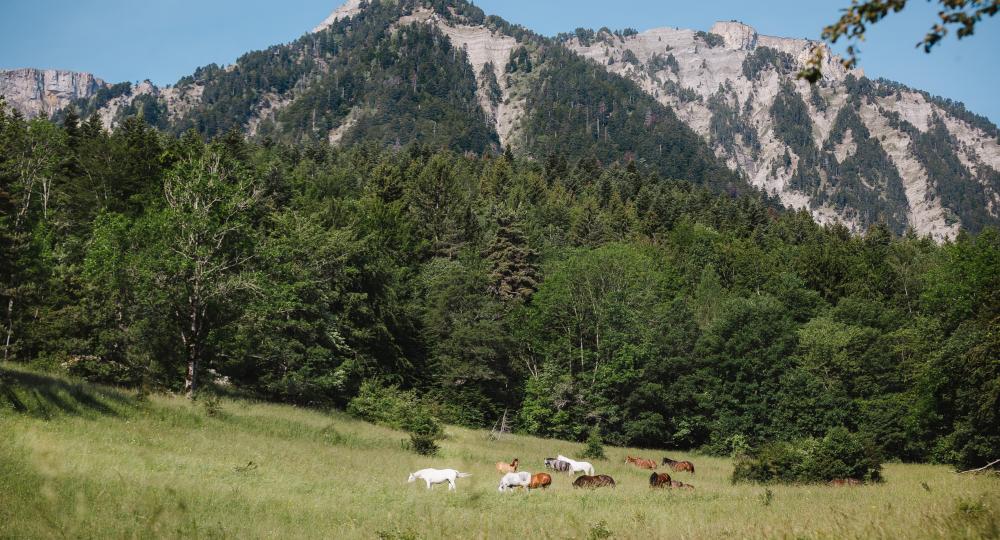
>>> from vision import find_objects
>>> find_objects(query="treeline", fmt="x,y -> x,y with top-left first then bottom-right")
1,102 -> 997,469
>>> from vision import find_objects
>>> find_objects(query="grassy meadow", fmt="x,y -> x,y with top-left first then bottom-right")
1,364 -> 998,539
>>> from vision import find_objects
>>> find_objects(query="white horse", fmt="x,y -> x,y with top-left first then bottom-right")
557,454 -> 595,476
497,471 -> 532,492
407,468 -> 472,491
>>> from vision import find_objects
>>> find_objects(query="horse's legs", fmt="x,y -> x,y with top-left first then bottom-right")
448,479 -> 456,491
425,479 -> 433,490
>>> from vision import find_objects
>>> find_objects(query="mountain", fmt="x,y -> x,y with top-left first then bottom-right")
561,21 -> 1000,237
0,68 -> 107,119
2,0 -> 998,237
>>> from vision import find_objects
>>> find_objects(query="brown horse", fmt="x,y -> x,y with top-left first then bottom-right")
528,473 -> 552,490
669,480 -> 695,489
662,457 -> 695,474
649,472 -> 672,487
573,475 -> 616,488
496,458 -> 519,474
829,478 -> 862,487
626,455 -> 658,470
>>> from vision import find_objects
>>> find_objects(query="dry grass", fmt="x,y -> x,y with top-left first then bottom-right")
2,364 -> 998,539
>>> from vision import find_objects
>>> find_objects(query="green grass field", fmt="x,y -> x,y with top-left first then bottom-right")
2,365 -> 998,539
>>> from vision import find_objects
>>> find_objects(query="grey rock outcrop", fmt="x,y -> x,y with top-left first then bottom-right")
0,68 -> 108,118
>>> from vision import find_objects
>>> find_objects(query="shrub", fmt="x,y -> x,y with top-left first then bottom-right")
348,380 -> 444,456
347,380 -> 420,430
732,427 -> 882,484
581,426 -> 607,460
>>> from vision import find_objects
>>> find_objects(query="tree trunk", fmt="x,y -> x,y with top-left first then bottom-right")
183,293 -> 201,398
3,298 -> 13,362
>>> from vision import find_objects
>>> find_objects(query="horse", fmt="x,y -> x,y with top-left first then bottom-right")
626,455 -> 658,470
498,471 -> 532,492
545,458 -> 571,472
557,454 -> 595,476
529,473 -> 552,490
662,457 -> 695,474
829,478 -> 862,487
573,475 -> 616,488
669,480 -> 695,489
407,468 -> 472,491
649,472 -> 672,488
496,458 -> 519,474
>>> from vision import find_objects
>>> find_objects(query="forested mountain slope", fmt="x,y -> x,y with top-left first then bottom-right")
563,21 -> 1000,237
4,0 -> 998,235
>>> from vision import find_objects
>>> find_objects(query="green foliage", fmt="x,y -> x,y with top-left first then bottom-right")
1,99 -> 997,469
520,46 -> 750,195
732,427 -> 882,484
694,31 -> 725,48
741,47 -> 796,80
581,426 -> 607,460
347,380 -> 443,455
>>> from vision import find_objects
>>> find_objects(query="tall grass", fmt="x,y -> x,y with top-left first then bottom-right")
2,364 -> 998,539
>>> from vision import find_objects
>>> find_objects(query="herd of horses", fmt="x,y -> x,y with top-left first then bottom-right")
407,453 -> 697,492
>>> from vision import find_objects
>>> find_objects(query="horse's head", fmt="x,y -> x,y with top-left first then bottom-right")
407,473 -> 416,483
625,455 -> 633,464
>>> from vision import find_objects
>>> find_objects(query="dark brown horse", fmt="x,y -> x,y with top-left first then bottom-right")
662,457 -> 695,474
573,475 -> 616,488
626,455 -> 657,470
669,480 -> 695,489
649,472 -> 672,488
529,473 -> 552,490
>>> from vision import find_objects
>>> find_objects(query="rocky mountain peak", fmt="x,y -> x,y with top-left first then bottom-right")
313,0 -> 366,32
709,21 -> 758,50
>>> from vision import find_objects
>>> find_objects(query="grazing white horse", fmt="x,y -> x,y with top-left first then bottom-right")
557,454 -> 595,476
497,471 -> 532,492
407,468 -> 472,491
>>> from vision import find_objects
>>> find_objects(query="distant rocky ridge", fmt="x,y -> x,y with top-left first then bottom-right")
2,1 -> 998,239
0,68 -> 107,119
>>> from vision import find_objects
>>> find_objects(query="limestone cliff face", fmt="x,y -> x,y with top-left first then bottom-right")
0,68 -> 108,118
563,21 -> 999,239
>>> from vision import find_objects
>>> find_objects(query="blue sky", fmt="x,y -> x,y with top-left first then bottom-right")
2,0 -> 997,122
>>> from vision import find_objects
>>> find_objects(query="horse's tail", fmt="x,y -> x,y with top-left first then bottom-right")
457,472 -> 472,478
690,463 -> 695,475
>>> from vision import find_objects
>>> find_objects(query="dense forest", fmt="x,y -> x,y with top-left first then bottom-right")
1,99 -> 997,470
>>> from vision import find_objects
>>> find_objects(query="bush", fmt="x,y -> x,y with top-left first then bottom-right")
732,427 -> 882,484
581,426 -> 607,460
348,380 -> 444,456
347,380 -> 420,430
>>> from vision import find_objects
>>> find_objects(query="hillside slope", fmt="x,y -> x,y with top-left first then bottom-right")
2,365 -> 998,539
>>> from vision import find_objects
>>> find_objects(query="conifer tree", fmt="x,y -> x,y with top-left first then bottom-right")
486,209 -> 539,302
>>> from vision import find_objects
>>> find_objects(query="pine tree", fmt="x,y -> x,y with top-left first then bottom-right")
486,209 -> 539,302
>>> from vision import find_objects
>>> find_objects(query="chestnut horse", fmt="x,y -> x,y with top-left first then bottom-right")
496,458 -> 519,474
529,473 -> 552,490
626,455 -> 658,470
662,457 -> 695,474
649,472 -> 672,487
829,478 -> 862,486
573,475 -> 616,488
